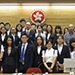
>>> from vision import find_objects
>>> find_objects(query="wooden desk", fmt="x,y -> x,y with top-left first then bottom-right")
0,74 -> 74,75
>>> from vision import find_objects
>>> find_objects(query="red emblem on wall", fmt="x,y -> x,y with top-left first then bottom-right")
30,9 -> 46,23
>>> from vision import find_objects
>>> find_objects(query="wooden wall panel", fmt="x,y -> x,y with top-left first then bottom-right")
0,6 -> 75,33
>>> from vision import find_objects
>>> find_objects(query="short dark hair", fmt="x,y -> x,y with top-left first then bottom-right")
37,25 -> 42,29
21,33 -> 28,38
0,22 -> 4,25
43,23 -> 47,26
70,38 -> 75,52
31,23 -> 36,26
1,27 -> 6,30
46,39 -> 53,45
35,19 -> 41,23
4,22 -> 11,26
20,19 -> 26,23
57,34 -> 64,40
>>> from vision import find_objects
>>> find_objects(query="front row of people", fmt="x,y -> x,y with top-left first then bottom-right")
0,33 -> 75,73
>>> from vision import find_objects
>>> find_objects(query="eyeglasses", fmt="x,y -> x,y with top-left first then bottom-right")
21,37 -> 27,39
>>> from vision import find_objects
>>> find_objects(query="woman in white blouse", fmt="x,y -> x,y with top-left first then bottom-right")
0,42 -> 4,73
70,38 -> 75,58
42,40 -> 57,73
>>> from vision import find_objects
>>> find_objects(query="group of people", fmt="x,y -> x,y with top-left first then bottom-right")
0,19 -> 75,73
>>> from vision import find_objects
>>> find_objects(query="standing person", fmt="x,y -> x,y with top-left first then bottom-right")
70,38 -> 75,58
53,25 -> 62,46
10,27 -> 19,48
18,33 -> 33,73
33,36 -> 46,72
4,23 -> 11,35
64,24 -> 75,46
22,22 -> 35,45
53,35 -> 70,73
0,42 -> 4,73
42,23 -> 47,35
0,27 -> 7,47
31,23 -> 36,33
16,24 -> 22,44
20,19 -> 26,31
64,27 -> 69,35
3,35 -> 18,73
46,25 -> 54,45
42,40 -> 57,73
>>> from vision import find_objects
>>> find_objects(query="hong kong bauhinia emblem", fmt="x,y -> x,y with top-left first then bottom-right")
30,9 -> 46,23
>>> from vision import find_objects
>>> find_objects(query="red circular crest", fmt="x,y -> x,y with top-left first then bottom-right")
30,9 -> 46,23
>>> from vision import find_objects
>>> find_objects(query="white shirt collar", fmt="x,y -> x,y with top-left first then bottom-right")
26,29 -> 30,33
1,34 -> 6,36
58,44 -> 63,48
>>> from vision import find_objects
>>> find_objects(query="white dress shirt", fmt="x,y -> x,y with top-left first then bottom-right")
42,48 -> 57,63
17,32 -> 21,38
47,33 -> 51,40
7,30 -> 10,35
70,50 -> 75,58
35,32 -> 46,40
1,34 -> 6,41
11,34 -> 15,41
37,46 -> 41,54
0,45 -> 4,61
58,44 -> 63,55
22,27 -> 26,31
21,43 -> 28,60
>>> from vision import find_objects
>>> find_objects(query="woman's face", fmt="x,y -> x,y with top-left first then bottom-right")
7,38 -> 12,46
47,26 -> 51,32
37,37 -> 42,46
17,25 -> 22,31
46,41 -> 52,50
57,36 -> 63,45
56,28 -> 60,33
71,42 -> 75,48
38,26 -> 42,33
65,29 -> 68,34
1,28 -> 6,34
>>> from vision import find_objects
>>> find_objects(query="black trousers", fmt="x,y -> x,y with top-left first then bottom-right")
3,65 -> 15,73
18,62 -> 27,73
44,63 -> 57,73
0,61 -> 2,71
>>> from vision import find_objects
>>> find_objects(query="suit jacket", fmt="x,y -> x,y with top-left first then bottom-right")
3,47 -> 18,68
33,46 -> 46,67
16,32 -> 22,44
18,43 -> 33,69
53,45 -> 70,64
46,33 -> 54,42
0,34 -> 7,47
22,29 -> 35,45
10,34 -> 20,47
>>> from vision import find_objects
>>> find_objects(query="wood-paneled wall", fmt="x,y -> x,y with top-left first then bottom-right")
0,6 -> 75,33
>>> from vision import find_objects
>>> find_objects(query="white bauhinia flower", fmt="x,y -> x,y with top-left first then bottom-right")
33,12 -> 43,21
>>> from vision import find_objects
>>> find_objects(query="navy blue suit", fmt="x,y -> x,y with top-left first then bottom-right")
22,29 -> 35,45
17,43 -> 33,73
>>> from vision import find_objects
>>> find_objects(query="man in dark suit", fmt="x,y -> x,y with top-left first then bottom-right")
53,35 -> 70,73
18,33 -> 33,73
22,22 -> 35,45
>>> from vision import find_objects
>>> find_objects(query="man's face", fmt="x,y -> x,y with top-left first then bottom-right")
31,25 -> 36,31
21,35 -> 28,43
68,25 -> 74,32
26,24 -> 31,30
20,21 -> 26,28
5,24 -> 10,30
